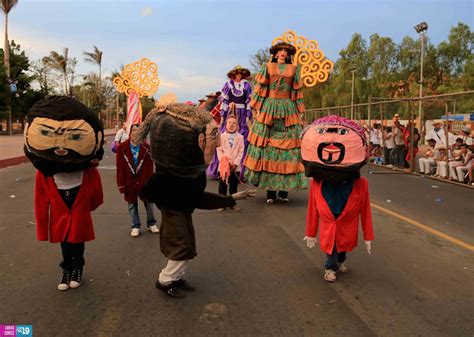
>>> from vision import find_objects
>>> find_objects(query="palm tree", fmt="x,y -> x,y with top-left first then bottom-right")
43,48 -> 70,94
1,0 -> 19,135
84,46 -> 103,86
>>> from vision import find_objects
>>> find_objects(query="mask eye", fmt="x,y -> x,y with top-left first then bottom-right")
317,128 -> 326,134
210,129 -> 218,140
339,129 -> 349,135
40,129 -> 53,137
68,133 -> 83,141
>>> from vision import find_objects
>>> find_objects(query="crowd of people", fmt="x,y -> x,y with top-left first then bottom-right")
363,117 -> 473,185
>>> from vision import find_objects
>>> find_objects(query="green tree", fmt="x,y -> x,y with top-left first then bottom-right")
43,48 -> 77,95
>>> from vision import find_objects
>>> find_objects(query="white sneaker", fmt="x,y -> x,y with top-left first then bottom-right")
131,228 -> 140,237
148,225 -> 160,234
217,208 -> 225,212
266,199 -> 275,204
338,263 -> 349,273
324,269 -> 337,282
278,197 -> 290,203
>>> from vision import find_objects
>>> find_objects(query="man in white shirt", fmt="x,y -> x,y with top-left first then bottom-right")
460,126 -> 473,146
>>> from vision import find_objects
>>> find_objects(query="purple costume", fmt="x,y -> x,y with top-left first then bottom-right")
207,79 -> 253,180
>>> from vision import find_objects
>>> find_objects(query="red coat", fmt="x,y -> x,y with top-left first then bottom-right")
116,140 -> 154,203
34,168 -> 103,243
305,177 -> 374,254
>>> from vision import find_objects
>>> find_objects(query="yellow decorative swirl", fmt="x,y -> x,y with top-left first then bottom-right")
112,58 -> 160,98
272,30 -> 334,88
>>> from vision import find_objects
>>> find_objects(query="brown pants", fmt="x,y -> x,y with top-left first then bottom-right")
160,209 -> 197,261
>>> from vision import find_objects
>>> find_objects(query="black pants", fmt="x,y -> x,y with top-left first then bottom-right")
218,173 -> 239,196
57,186 -> 84,272
267,190 -> 288,200
384,148 -> 393,165
60,242 -> 85,272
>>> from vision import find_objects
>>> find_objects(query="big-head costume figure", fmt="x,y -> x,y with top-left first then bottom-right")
301,116 -> 374,283
133,102 -> 255,298
24,96 -> 104,291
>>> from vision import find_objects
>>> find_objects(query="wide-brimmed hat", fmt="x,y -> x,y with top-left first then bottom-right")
270,42 -> 297,56
462,125 -> 471,134
206,91 -> 222,98
198,98 -> 206,103
433,121 -> 442,126
435,145 -> 447,150
227,65 -> 251,79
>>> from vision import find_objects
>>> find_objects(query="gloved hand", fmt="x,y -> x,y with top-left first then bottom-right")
303,236 -> 317,249
365,240 -> 372,255
231,188 -> 257,200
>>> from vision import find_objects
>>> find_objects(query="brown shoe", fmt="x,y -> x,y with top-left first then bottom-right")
231,205 -> 241,211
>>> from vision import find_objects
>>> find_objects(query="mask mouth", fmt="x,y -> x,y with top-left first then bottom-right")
54,148 -> 69,156
317,142 -> 345,164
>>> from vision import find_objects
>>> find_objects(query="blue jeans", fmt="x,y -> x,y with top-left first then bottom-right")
325,245 -> 347,271
128,201 -> 156,229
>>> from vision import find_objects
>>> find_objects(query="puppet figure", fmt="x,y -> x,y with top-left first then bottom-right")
133,102 -> 255,298
24,96 -> 104,291
301,116 -> 374,282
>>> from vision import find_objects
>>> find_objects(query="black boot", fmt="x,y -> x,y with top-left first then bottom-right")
70,267 -> 83,289
172,279 -> 195,291
277,191 -> 289,202
155,280 -> 185,298
58,271 -> 71,291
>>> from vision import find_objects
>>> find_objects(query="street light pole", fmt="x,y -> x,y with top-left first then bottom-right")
414,21 -> 428,142
350,68 -> 355,120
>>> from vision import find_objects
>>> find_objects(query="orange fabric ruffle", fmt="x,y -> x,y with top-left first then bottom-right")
255,113 -> 302,127
244,156 -> 305,174
255,73 -> 269,85
291,90 -> 304,101
248,131 -> 301,149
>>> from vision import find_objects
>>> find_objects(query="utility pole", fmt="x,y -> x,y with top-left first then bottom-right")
414,21 -> 428,142
350,68 -> 355,120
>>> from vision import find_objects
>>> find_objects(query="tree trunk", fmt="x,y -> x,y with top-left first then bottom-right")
4,13 -> 12,135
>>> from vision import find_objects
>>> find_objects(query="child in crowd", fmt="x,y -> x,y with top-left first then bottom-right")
116,124 -> 158,237
217,114 -> 244,211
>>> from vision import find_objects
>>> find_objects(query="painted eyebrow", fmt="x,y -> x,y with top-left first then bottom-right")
66,128 -> 87,131
38,124 -> 56,130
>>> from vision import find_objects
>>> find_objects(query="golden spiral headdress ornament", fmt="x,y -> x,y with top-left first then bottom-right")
272,30 -> 334,88
113,58 -> 160,98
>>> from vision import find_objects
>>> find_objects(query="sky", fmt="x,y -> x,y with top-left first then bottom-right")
5,0 -> 473,101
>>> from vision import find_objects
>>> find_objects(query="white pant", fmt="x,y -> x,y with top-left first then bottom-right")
159,260 -> 189,286
449,161 -> 462,180
437,161 -> 448,177
419,158 -> 435,174
455,165 -> 469,182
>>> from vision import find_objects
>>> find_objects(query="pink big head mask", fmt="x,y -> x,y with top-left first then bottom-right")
301,116 -> 368,181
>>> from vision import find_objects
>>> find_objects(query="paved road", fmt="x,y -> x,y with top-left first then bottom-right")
0,148 -> 472,337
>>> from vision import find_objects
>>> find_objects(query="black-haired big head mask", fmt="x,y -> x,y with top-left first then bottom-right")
24,96 -> 104,176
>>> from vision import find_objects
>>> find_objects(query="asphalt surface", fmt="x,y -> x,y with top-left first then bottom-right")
0,147 -> 473,337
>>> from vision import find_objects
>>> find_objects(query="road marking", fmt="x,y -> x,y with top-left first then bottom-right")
371,203 -> 474,252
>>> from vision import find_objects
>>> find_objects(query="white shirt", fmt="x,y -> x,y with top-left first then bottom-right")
384,132 -> 395,149
370,129 -> 380,145
427,128 -> 457,147
53,171 -> 84,190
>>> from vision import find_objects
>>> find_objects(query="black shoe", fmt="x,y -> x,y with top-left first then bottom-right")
70,267 -> 82,289
173,279 -> 195,291
58,272 -> 71,291
155,281 -> 185,298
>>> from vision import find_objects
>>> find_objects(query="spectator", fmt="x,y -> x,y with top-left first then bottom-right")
450,144 -> 472,182
434,145 -> 449,178
427,121 -> 456,147
116,124 -> 159,237
383,126 -> 395,166
391,120 -> 406,168
405,126 -> 420,167
369,123 -> 381,156
114,122 -> 129,144
418,138 -> 437,175
459,126 -> 473,146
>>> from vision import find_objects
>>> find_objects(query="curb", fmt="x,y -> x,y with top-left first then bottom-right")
0,132 -> 116,169
369,163 -> 474,189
